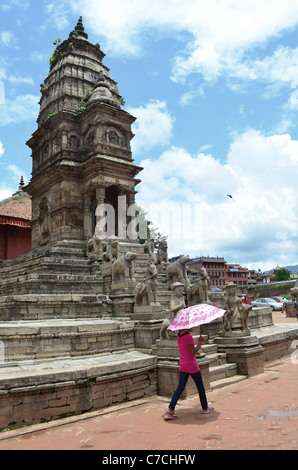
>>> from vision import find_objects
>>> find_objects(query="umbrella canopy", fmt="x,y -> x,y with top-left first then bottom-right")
167,303 -> 225,331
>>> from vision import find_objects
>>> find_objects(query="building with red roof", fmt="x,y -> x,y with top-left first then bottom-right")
0,178 -> 32,268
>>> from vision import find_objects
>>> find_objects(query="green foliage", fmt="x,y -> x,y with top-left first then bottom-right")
46,111 -> 57,119
275,267 -> 291,282
48,38 -> 75,71
135,203 -> 167,248
120,96 -> 126,107
76,88 -> 93,114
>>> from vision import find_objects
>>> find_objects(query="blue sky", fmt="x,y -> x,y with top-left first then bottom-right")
1,0 -> 298,271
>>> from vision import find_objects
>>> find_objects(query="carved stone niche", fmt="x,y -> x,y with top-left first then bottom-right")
43,142 -> 50,161
106,127 -> 125,148
38,197 -> 51,246
54,133 -> 62,153
67,131 -> 80,150
83,127 -> 96,150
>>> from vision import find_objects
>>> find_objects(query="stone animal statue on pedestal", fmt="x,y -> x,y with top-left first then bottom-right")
166,255 -> 190,290
112,251 -> 137,283
103,238 -> 118,262
134,263 -> 158,306
86,234 -> 102,262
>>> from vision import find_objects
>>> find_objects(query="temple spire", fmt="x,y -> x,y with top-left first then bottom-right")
73,16 -> 88,40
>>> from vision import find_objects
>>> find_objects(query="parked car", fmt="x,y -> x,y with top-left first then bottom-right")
270,297 -> 283,303
241,294 -> 255,305
251,298 -> 283,310
273,296 -> 291,303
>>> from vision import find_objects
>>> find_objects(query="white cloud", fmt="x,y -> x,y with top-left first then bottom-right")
7,164 -> 28,184
0,31 -> 17,48
0,141 -> 4,157
127,100 -> 175,154
0,94 -> 39,127
136,129 -> 298,270
0,185 -> 14,200
66,0 -> 298,86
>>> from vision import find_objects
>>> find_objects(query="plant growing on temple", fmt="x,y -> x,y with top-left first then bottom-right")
48,38 -> 62,70
76,88 -> 93,114
48,39 -> 75,70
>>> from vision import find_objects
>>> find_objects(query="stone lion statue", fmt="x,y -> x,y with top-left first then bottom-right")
112,251 -> 137,283
134,263 -> 158,306
103,238 -> 119,263
86,234 -> 102,262
166,255 -> 190,290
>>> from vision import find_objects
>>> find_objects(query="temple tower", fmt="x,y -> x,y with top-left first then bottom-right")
26,17 -> 142,250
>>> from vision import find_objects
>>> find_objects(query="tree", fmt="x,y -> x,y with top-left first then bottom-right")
275,267 -> 291,282
134,204 -> 167,248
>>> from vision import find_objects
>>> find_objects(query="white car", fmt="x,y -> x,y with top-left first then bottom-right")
251,297 -> 283,310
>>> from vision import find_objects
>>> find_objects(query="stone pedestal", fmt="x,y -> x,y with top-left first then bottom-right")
134,319 -> 164,350
284,302 -> 297,318
130,303 -> 164,321
109,280 -> 137,317
152,338 -> 211,397
215,333 -> 264,377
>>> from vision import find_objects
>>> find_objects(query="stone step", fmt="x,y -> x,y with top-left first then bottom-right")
0,273 -> 104,295
210,374 -> 247,390
201,342 -> 218,355
0,318 -> 135,361
0,294 -> 112,321
0,350 -> 157,431
207,352 -> 228,367
209,362 -> 238,382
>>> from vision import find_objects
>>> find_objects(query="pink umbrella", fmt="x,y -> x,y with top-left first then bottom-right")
167,303 -> 225,331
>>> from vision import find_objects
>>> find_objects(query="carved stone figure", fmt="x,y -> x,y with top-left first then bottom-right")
38,197 -> 51,246
166,255 -> 190,290
160,282 -> 186,340
134,263 -> 158,306
223,282 -> 251,334
143,238 -> 155,261
103,238 -> 119,262
86,234 -> 102,262
187,266 -> 210,305
156,240 -> 168,273
112,251 -> 137,283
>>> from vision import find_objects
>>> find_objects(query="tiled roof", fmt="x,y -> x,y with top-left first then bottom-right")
0,190 -> 32,221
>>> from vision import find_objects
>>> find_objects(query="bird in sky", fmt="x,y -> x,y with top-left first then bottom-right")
227,194 -> 233,198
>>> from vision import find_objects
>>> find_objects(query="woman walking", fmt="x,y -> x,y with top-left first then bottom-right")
164,329 -> 214,420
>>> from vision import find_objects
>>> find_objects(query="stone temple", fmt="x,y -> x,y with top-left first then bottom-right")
0,18 -> 297,430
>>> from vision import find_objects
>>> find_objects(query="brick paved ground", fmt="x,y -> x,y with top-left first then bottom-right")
0,312 -> 297,451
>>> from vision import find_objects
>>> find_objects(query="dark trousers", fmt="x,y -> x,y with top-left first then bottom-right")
169,371 -> 208,411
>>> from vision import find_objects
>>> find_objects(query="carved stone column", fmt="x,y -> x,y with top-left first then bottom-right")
83,193 -> 93,239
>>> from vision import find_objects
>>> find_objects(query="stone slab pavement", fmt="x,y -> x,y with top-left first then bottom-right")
0,313 -> 297,451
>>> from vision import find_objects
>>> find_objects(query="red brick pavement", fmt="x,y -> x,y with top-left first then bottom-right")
0,313 -> 297,451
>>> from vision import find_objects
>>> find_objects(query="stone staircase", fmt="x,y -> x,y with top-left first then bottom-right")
201,339 -> 247,389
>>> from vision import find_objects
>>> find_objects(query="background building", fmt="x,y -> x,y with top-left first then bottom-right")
0,179 -> 31,268
189,257 -> 250,288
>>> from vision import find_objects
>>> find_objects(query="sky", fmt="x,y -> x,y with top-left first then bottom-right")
1,0 -> 298,272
